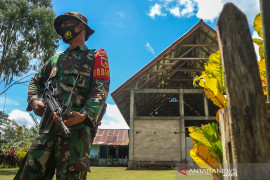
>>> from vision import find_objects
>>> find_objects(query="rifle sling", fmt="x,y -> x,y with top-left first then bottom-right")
66,49 -> 90,106
70,49 -> 90,95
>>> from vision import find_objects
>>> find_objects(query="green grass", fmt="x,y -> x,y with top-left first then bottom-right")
0,168 -> 18,180
0,167 -> 213,180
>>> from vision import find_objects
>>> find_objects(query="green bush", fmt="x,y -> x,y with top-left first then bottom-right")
16,151 -> 27,167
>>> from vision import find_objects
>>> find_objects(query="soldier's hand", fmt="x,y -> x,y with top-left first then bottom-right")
64,111 -> 87,127
53,112 -> 60,126
30,100 -> 45,117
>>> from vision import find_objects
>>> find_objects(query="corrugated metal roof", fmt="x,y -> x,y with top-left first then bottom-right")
92,129 -> 129,145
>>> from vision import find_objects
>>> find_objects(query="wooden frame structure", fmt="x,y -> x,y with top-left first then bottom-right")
112,20 -> 219,169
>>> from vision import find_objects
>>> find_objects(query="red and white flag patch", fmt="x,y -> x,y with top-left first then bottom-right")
93,49 -> 110,81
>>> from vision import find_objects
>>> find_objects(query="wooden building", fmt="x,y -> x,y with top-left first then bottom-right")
90,129 -> 129,166
111,20 -> 220,169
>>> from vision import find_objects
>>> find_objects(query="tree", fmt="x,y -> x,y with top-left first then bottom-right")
0,0 -> 60,93
0,111 -> 19,150
0,110 -> 39,152
0,110 -> 40,168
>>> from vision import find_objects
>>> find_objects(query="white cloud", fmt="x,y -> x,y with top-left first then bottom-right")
194,0 -> 223,22
148,3 -> 167,19
147,0 -> 259,23
8,109 -> 37,128
145,42 -> 156,55
252,31 -> 261,61
8,105 -> 129,130
99,104 -> 129,129
179,0 -> 196,17
0,97 -> 20,106
221,0 -> 260,23
168,6 -> 181,17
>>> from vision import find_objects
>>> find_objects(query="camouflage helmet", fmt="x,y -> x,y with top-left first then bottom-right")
54,12 -> 94,41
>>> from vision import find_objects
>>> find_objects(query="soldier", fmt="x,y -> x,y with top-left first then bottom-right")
14,12 -> 110,180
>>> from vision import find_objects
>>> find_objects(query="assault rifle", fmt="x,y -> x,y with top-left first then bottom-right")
40,50 -> 90,137
40,84 -> 75,137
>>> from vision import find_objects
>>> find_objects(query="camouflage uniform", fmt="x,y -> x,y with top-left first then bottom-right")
15,42 -> 110,179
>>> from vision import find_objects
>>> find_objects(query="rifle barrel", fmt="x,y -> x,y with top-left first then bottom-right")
59,117 -> 71,137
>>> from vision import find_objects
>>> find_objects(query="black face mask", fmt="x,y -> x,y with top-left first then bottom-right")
59,22 -> 84,43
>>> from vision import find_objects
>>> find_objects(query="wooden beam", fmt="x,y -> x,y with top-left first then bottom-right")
134,89 -> 179,94
138,47 -> 194,89
160,78 -> 194,82
137,47 -> 204,89
153,68 -> 203,76
195,32 -> 218,45
200,46 -> 215,56
133,88 -> 204,94
137,73 -> 160,89
158,62 -> 188,84
182,89 -> 204,93
136,93 -> 165,116
202,29 -> 210,45
184,100 -> 202,116
161,85 -> 192,89
172,68 -> 204,72
137,61 -> 187,89
133,116 -> 216,120
202,35 -> 219,56
149,68 -> 204,73
176,46 -> 195,57
156,63 -> 175,66
179,44 -> 218,47
138,64 -> 178,89
165,57 -> 209,61
134,80 -> 139,89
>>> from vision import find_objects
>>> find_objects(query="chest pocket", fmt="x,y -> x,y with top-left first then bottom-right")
54,50 -> 95,92
74,51 -> 95,89
60,69 -> 91,90
74,68 -> 91,89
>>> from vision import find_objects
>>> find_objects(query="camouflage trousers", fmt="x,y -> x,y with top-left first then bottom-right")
14,123 -> 93,180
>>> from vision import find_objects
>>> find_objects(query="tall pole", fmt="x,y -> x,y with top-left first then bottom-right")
260,0 -> 270,102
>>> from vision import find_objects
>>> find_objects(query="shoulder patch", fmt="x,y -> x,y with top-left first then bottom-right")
93,49 -> 110,81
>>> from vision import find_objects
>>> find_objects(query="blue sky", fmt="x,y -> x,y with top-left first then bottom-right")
0,0 -> 260,129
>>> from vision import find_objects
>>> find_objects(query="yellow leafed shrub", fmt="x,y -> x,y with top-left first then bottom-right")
253,13 -> 267,95
254,13 -> 263,38
190,145 -> 221,170
194,50 -> 226,109
189,13 -> 267,174
200,78 -> 226,108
